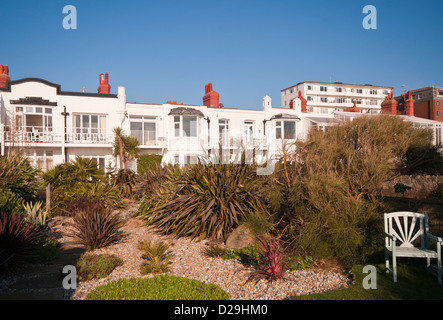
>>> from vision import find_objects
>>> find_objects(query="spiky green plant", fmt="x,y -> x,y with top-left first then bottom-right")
68,199 -> 124,251
0,211 -> 44,274
137,156 -> 267,240
139,240 -> 171,274
23,201 -> 50,228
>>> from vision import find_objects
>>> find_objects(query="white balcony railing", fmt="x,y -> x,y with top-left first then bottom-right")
4,126 -> 62,143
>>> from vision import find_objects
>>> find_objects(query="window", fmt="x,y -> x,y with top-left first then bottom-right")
352,99 -> 362,105
437,111 -> 440,117
336,98 -> 346,103
356,89 -> 363,94
276,121 -> 296,140
74,114 -> 107,142
438,91 -> 443,96
307,85 -> 312,90
437,101 -> 440,106
290,89 -> 293,94
219,119 -> 229,146
370,89 -> 378,95
174,116 -> 197,137
244,121 -> 254,145
130,116 -> 156,145
320,97 -> 328,103
336,87 -> 343,93
320,86 -> 328,92
307,96 -> 312,101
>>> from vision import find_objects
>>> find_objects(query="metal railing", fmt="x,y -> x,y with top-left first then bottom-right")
4,126 -> 62,143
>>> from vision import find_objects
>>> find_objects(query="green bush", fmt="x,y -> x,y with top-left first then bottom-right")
139,240 -> 171,274
75,254 -> 124,281
285,255 -> 314,271
85,275 -> 230,300
43,157 -> 123,214
29,237 -> 58,263
137,155 -> 267,240
268,115 -> 433,267
137,154 -> 163,175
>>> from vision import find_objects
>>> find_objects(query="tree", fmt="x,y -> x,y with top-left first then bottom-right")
112,127 -> 140,170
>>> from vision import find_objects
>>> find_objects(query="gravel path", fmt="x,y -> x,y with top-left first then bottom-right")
1,207 -> 351,300
60,212 -> 351,300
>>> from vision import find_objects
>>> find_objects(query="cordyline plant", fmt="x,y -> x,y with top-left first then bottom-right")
0,211 -> 44,274
246,235 -> 288,284
67,198 -> 124,251
137,153 -> 267,240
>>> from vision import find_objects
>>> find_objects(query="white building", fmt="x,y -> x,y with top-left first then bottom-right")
0,70 -> 441,173
281,81 -> 393,115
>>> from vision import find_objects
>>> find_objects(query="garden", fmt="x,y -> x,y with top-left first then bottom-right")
1,115 -> 442,300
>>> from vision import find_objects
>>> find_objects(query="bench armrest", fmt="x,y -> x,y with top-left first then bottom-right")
427,233 -> 443,244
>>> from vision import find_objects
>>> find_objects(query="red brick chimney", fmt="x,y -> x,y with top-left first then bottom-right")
203,83 -> 220,108
298,91 -> 307,112
0,65 -> 11,89
381,91 -> 398,115
97,72 -> 111,94
404,91 -> 414,116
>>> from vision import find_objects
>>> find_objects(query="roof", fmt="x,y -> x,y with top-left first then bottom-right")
281,81 -> 393,92
270,113 -> 301,120
168,107 -> 205,117
305,116 -> 339,124
0,78 -> 118,98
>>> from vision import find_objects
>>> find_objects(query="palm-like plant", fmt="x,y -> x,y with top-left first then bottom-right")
138,155 -> 267,240
113,127 -> 140,170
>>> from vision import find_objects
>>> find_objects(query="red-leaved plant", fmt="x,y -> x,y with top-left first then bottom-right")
246,235 -> 287,284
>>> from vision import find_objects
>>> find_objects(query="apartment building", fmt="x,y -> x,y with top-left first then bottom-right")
0,66 -> 440,172
281,81 -> 393,114
400,86 -> 443,122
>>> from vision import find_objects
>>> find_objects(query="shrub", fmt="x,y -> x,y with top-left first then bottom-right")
85,275 -> 230,300
137,155 -> 267,240
29,237 -> 58,263
110,169 -> 137,199
247,236 -> 287,283
285,255 -> 314,271
0,211 -> 44,274
43,157 -> 123,214
23,201 -> 50,229
68,199 -> 124,251
139,240 -> 171,274
75,254 -> 124,281
137,154 -> 163,175
268,115 -> 434,267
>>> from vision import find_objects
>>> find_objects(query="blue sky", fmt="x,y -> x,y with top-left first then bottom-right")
1,0 -> 442,110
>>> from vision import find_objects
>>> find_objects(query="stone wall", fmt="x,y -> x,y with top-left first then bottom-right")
382,175 -> 443,199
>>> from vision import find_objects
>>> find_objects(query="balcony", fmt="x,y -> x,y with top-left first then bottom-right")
4,126 -> 62,144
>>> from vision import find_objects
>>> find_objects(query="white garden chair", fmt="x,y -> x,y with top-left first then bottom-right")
385,212 -> 442,285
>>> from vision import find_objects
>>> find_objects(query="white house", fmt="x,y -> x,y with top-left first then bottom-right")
0,68 -> 441,173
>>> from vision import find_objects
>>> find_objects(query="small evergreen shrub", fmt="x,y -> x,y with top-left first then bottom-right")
75,254 -> 124,281
137,154 -> 163,175
68,199 -> 124,251
139,240 -> 171,274
85,275 -> 230,300
285,255 -> 314,271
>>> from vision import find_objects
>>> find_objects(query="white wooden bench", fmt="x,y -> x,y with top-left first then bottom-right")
385,212 -> 442,285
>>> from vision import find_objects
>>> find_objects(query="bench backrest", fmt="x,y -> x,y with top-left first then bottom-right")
384,212 -> 429,249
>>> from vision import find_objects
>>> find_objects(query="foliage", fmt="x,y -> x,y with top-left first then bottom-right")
23,201 -> 50,228
137,154 -> 163,175
139,240 -> 171,274
137,155 -> 267,240
0,211 -> 44,274
241,212 -> 275,237
0,154 -> 40,215
133,163 -> 176,200
394,183 -> 412,196
203,244 -> 261,266
85,275 -> 230,300
43,157 -> 123,214
113,127 -> 140,171
110,169 -> 138,199
267,115 -> 434,267
398,145 -> 443,175
75,254 -> 124,281
285,255 -> 314,271
67,198 -> 124,251
247,236 -> 287,283
29,237 -> 58,263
